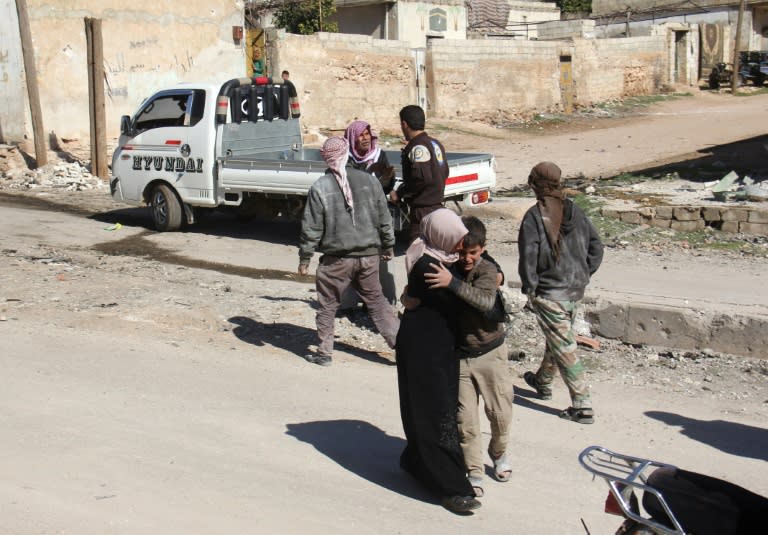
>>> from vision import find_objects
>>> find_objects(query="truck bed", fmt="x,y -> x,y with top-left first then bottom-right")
219,148 -> 495,198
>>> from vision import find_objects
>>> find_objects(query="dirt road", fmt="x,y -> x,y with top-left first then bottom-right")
1,91 -> 766,534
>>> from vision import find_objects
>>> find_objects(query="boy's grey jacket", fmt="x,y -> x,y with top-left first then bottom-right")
299,167 -> 395,264
518,198 -> 604,301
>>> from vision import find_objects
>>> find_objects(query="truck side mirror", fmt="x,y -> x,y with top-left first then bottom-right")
120,115 -> 134,136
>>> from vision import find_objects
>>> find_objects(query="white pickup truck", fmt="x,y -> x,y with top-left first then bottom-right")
110,78 -> 496,231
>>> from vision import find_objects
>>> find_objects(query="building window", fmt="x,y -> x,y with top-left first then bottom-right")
429,8 -> 447,32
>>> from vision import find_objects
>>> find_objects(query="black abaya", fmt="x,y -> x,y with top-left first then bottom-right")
396,254 -> 474,498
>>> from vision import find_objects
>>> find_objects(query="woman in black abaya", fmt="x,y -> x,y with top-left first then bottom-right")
396,208 -> 479,514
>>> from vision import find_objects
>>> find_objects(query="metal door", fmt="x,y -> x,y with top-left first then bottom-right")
560,56 -> 574,114
411,48 -> 427,110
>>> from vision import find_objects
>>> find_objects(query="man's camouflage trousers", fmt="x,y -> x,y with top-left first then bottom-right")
530,295 -> 592,409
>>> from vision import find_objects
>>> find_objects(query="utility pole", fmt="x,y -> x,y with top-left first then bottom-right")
731,0 -> 747,94
15,0 -> 47,167
85,18 -> 108,179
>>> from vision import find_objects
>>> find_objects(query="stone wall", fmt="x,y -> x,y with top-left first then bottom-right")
427,38 -> 562,119
2,15 -> 675,144
603,205 -> 768,236
573,36 -> 667,104
268,31 -> 416,131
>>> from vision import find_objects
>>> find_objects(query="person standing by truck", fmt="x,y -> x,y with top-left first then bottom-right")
340,120 -> 397,308
518,162 -> 603,424
298,137 -> 399,367
389,105 -> 450,242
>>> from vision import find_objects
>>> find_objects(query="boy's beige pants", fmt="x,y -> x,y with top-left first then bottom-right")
456,343 -> 514,480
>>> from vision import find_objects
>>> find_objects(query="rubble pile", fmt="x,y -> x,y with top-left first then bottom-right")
1,160 -> 107,192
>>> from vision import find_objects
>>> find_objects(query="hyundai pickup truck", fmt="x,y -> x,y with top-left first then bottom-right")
110,78 -> 496,231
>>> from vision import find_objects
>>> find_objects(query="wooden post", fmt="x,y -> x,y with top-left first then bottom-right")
85,17 -> 108,179
731,0 -> 747,94
14,0 -> 47,167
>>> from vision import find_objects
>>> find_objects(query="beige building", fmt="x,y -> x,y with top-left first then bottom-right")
333,0 -> 468,48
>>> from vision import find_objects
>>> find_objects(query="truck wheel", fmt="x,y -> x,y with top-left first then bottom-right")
755,73 -> 766,86
151,184 -> 183,231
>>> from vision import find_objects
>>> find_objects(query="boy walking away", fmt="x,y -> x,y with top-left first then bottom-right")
425,216 -> 513,497
298,137 -> 399,366
517,162 -> 604,424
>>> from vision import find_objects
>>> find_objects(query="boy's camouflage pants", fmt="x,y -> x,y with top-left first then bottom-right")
530,296 -> 592,409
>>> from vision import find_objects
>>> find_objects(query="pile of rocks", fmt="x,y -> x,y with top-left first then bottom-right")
0,144 -> 108,192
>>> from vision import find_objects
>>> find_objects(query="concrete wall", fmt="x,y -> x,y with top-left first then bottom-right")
573,35 -> 668,103
267,30 -> 417,131
539,19 -> 596,40
1,0 -> 245,144
333,4 -> 389,40
427,38 -> 562,119
424,32 -> 667,120
1,8 -> 677,146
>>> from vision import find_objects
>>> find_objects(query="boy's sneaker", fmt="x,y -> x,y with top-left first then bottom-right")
304,353 -> 332,366
523,371 -> 552,400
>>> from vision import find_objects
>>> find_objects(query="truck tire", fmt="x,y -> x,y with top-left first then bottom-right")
151,183 -> 183,231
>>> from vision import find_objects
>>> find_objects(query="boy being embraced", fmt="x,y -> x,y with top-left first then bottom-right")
425,216 -> 513,497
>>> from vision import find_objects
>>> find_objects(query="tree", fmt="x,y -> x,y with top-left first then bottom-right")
556,0 -> 591,15
273,0 -> 338,35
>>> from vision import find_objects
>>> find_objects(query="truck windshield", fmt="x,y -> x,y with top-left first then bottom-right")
133,90 -> 205,133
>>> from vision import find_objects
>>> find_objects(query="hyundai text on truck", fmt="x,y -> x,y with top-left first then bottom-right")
110,78 -> 497,232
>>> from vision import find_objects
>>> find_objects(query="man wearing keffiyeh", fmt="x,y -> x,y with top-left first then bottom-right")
298,136 -> 399,366
339,120 -> 398,309
517,162 -> 604,424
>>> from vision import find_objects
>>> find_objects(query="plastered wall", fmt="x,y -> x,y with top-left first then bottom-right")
2,0 -> 245,144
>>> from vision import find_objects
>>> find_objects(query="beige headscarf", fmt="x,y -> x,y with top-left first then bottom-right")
321,136 -> 354,223
405,208 -> 468,274
528,161 -> 565,261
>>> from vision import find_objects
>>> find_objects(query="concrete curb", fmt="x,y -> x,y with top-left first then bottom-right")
584,297 -> 767,358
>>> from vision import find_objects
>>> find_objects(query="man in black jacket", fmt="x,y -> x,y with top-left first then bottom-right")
390,105 -> 449,242
518,162 -> 603,424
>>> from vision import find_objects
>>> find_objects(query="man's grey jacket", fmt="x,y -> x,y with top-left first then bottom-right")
299,167 -> 395,265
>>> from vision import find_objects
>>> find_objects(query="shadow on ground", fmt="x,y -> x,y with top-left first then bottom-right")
646,410 -> 768,461
622,133 -> 768,182
513,390 -> 562,417
285,419 -> 433,503
229,316 -> 395,366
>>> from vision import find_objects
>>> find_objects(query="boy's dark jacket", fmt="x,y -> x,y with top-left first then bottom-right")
448,256 -> 506,358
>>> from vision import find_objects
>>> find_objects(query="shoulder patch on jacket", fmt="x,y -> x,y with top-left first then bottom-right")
409,145 -> 431,163
430,140 -> 445,165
